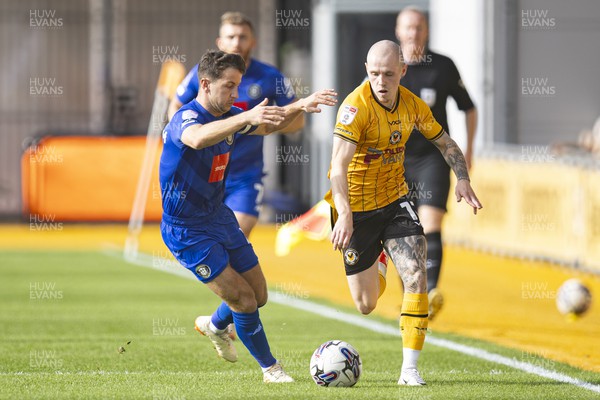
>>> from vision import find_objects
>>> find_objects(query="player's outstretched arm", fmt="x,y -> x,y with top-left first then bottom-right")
278,99 -> 304,134
181,99 -> 286,149
432,132 -> 483,214
253,89 -> 338,135
296,89 -> 338,113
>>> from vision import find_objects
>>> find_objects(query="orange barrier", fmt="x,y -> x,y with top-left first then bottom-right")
22,136 -> 163,221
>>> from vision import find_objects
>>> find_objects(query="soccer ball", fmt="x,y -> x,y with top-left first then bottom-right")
556,279 -> 592,316
309,340 -> 362,387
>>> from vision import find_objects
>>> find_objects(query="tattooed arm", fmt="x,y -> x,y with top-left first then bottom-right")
384,236 -> 427,293
432,132 -> 483,214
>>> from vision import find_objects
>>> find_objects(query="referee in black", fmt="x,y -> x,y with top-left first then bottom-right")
395,6 -> 478,320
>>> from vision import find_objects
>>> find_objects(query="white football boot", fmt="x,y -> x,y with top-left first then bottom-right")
194,316 -> 237,363
398,368 -> 426,386
263,362 -> 294,383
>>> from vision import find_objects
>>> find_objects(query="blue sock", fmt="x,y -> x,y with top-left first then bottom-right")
210,302 -> 233,330
232,310 -> 276,368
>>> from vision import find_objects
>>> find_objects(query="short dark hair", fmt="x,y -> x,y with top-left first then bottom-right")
197,50 -> 246,81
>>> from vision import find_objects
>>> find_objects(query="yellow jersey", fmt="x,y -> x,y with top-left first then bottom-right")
325,81 -> 444,212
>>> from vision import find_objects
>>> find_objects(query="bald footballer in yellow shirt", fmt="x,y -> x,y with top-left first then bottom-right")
325,40 -> 482,386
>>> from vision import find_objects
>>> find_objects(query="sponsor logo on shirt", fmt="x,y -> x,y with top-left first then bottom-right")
364,146 -> 404,164
208,153 -> 230,183
334,127 -> 354,137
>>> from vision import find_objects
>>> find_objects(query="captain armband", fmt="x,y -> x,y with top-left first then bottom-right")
239,124 -> 254,135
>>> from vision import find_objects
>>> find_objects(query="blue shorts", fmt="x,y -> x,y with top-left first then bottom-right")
160,204 -> 259,283
224,175 -> 264,217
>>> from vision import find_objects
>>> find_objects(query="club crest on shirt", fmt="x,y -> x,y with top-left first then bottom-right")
225,134 -> 234,145
340,105 -> 358,125
247,83 -> 262,100
195,264 -> 211,279
389,130 -> 401,145
344,248 -> 359,265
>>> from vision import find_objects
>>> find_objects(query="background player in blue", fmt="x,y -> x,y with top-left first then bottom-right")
160,49 -> 337,383
168,11 -> 302,238
395,6 -> 478,320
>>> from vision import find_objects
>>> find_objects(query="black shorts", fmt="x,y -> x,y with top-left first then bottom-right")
331,198 -> 424,276
404,151 -> 451,211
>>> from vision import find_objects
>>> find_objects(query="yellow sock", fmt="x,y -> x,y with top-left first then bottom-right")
377,252 -> 387,298
399,293 -> 429,350
378,273 -> 386,298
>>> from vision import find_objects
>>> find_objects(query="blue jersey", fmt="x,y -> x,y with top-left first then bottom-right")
175,58 -> 296,182
160,100 -> 254,222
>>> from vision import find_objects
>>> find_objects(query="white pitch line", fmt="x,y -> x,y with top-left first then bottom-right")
0,370 -> 254,377
106,249 -> 600,395
0,371 -> 147,376
270,292 -> 600,395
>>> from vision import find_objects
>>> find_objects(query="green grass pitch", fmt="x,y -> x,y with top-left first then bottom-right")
1,251 -> 599,399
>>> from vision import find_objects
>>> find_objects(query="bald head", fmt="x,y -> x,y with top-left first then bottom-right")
366,40 -> 404,68
365,40 -> 407,108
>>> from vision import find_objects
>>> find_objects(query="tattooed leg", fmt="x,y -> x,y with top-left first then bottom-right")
384,235 -> 427,293
386,235 -> 429,359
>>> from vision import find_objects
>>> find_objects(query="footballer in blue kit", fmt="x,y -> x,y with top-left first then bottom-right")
175,59 -> 295,217
168,12 -> 303,237
160,49 -> 336,383
160,100 -> 259,280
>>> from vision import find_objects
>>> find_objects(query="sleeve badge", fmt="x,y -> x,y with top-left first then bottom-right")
339,105 -> 358,125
